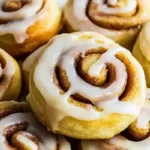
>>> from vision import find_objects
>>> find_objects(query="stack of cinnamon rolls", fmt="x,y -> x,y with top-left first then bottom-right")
0,0 -> 150,149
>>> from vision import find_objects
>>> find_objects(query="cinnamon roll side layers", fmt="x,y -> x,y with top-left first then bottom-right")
64,0 -> 150,50
0,0 -> 62,56
28,32 -> 146,139
0,101 -> 71,150
80,88 -> 150,150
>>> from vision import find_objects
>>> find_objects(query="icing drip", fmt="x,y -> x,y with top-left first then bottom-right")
93,0 -> 137,15
81,89 -> 150,150
60,45 -> 127,102
33,32 -> 145,130
0,0 -> 51,43
56,0 -> 68,9
68,0 -> 137,40
107,0 -> 117,6
136,89 -> 150,129
0,49 -> 15,100
0,112 -> 71,150
106,88 -> 150,150
73,0 -> 88,20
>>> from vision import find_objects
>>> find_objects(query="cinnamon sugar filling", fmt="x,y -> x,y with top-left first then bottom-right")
51,47 -> 140,108
87,0 -> 139,30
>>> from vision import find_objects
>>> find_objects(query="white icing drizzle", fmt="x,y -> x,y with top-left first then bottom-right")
93,0 -> 137,15
56,0 -> 68,9
139,21 -> 150,62
0,0 -> 42,20
0,49 -> 15,100
136,88 -> 150,129
81,88 -> 150,150
0,0 -> 52,43
0,112 -> 71,150
65,0 -> 136,40
73,0 -> 88,20
60,44 -> 127,102
108,0 -> 117,6
33,32 -> 145,130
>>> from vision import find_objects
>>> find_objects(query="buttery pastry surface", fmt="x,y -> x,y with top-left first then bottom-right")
28,32 -> 146,139
64,0 -> 150,50
80,88 -> 150,150
0,0 -> 62,56
0,101 -> 71,150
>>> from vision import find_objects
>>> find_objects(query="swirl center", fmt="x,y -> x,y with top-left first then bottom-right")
3,0 -> 31,12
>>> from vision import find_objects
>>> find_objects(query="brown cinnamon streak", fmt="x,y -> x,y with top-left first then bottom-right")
3,0 -> 22,12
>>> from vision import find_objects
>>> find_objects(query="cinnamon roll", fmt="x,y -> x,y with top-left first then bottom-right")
28,32 -> 146,139
0,0 -> 62,56
132,20 -> 150,87
64,0 -> 150,50
0,49 -> 21,101
80,88 -> 150,150
0,101 -> 71,150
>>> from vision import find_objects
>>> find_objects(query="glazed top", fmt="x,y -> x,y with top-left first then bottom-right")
0,112 -> 71,150
0,0 -> 54,43
32,32 -> 145,130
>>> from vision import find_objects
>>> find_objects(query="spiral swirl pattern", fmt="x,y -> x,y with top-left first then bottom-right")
0,0 -> 47,43
0,101 -> 71,150
28,32 -> 146,139
0,0 -> 61,56
64,0 -> 150,49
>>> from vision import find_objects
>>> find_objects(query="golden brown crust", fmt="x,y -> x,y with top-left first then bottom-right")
0,0 -> 62,56
64,0 -> 150,50
28,32 -> 146,139
127,121 -> 149,141
0,101 -> 71,150
0,101 -> 30,117
88,0 -> 150,30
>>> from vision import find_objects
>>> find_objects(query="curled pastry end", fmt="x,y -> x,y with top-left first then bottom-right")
64,0 -> 150,50
28,32 -> 146,139
0,101 -> 72,150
